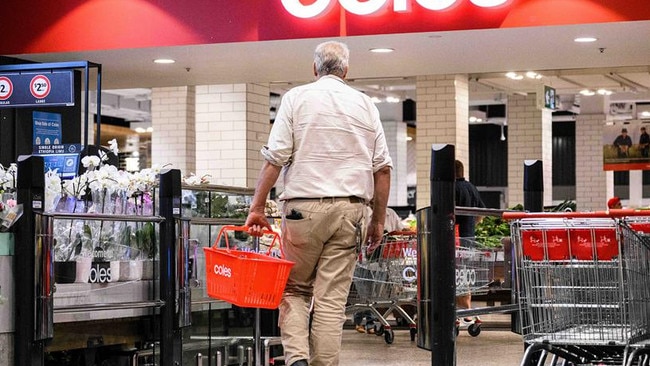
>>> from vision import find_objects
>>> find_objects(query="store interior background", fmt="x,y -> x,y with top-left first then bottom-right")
7,21 -> 650,210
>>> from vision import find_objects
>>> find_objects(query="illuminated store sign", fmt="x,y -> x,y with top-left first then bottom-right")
281,0 -> 509,18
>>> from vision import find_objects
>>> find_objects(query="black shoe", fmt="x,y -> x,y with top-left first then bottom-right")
291,359 -> 308,366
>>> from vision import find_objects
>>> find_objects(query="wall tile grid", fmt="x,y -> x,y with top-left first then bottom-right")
506,94 -> 553,207
415,74 -> 468,209
195,83 -> 269,188
575,113 -> 608,211
382,120 -> 408,206
151,86 -> 196,175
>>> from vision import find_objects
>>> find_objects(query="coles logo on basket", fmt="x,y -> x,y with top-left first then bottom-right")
213,263 -> 232,278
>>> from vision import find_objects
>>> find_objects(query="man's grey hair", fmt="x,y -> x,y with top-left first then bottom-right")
314,41 -> 349,78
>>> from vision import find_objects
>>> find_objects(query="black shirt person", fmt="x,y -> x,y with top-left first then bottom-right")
613,128 -> 633,158
455,160 -> 485,242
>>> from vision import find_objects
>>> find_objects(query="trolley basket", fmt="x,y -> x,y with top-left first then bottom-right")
203,225 -> 294,309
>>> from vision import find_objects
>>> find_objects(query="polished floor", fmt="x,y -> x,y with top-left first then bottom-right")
337,314 -> 525,366
338,327 -> 524,366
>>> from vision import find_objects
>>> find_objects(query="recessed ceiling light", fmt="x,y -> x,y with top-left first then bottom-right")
369,48 -> 394,53
574,37 -> 597,43
153,58 -> 175,64
580,89 -> 595,96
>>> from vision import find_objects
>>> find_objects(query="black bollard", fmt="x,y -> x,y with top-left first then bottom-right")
416,144 -> 456,366
523,160 -> 544,213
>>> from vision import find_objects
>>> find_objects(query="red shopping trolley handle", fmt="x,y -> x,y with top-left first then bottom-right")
213,225 -> 284,257
503,208 -> 650,220
386,230 -> 417,236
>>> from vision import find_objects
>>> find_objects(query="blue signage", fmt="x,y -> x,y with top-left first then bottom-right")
42,153 -> 80,179
33,111 -> 62,147
0,70 -> 74,107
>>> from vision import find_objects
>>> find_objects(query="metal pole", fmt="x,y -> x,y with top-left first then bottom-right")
252,237 -> 262,366
159,169 -> 183,365
429,144 -> 456,366
15,155 -> 47,366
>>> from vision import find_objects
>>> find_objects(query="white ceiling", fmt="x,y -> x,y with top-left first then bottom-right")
9,20 -> 650,122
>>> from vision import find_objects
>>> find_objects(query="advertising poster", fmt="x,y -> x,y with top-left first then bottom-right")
603,121 -> 650,171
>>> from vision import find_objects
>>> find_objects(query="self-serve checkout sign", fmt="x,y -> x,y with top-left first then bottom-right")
0,70 -> 74,107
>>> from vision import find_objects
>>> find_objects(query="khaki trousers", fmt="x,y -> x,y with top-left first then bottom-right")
279,198 -> 365,366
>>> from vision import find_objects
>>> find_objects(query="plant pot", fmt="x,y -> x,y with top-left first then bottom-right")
0,232 -> 14,256
75,257 -> 92,283
89,260 -> 120,284
141,259 -> 158,280
54,261 -> 77,284
119,260 -> 143,281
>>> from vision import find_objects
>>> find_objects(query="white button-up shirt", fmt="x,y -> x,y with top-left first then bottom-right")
262,75 -> 393,201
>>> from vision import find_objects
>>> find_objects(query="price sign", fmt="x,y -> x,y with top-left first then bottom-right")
30,74 -> 51,99
0,70 -> 73,107
0,76 -> 13,101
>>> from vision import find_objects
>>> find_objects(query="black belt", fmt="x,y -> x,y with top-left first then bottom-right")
288,196 -> 365,204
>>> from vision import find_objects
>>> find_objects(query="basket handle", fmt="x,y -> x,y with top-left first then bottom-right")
213,225 -> 284,257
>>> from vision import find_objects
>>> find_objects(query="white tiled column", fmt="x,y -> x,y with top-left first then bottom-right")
195,83 -> 270,188
382,120 -> 408,206
415,74 -> 469,209
151,86 -> 196,174
575,113 -> 608,211
506,94 -> 553,207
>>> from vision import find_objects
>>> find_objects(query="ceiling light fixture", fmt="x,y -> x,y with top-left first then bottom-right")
574,37 -> 597,43
597,88 -> 613,96
371,96 -> 382,104
385,96 -> 400,103
369,48 -> 394,53
526,71 -> 543,79
506,72 -> 524,80
153,58 -> 175,64
580,89 -> 596,96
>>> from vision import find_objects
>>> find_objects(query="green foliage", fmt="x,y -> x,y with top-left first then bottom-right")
135,222 -> 157,259
474,204 -> 523,249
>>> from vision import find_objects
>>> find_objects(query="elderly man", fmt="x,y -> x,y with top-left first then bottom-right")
245,41 -> 392,366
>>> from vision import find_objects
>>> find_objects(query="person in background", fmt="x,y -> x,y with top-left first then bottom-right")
353,205 -> 407,334
244,41 -> 392,366
639,126 -> 649,158
613,128 -> 633,158
455,160 -> 485,320
607,196 -> 622,209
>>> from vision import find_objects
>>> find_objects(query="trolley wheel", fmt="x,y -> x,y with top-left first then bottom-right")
384,329 -> 394,344
375,325 -> 384,336
467,323 -> 481,337
409,327 -> 417,341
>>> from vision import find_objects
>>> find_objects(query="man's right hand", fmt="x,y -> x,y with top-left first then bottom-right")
245,209 -> 272,236
366,221 -> 385,253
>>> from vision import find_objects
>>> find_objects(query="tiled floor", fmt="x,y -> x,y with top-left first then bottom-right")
338,324 -> 524,366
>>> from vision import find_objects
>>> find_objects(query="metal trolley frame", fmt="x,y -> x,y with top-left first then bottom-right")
504,210 -> 650,366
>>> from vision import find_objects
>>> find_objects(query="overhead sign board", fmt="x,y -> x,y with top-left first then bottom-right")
0,70 -> 74,108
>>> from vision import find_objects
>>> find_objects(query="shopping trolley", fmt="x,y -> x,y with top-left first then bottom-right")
346,231 -> 418,344
504,211 -> 650,366
454,240 -> 497,337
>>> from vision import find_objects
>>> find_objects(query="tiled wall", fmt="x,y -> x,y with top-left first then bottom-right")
150,83 -> 269,188
506,94 -> 553,207
151,86 -> 196,175
383,120 -> 408,206
576,113 -> 608,211
415,74 -> 468,209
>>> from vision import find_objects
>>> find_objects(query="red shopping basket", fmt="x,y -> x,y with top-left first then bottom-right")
203,225 -> 294,309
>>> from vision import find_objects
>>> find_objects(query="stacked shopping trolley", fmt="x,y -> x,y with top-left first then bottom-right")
505,211 -> 650,366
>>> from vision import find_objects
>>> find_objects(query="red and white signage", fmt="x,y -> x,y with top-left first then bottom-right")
30,74 -> 51,99
281,0 -> 509,18
0,77 -> 13,101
